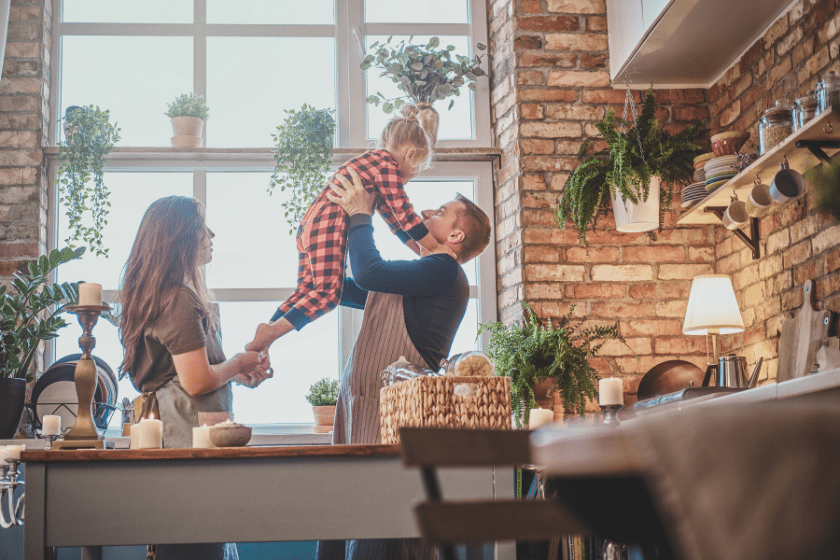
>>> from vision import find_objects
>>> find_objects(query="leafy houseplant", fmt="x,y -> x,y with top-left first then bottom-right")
268,104 -> 336,234
166,93 -> 209,148
165,93 -> 210,120
56,105 -> 121,257
361,36 -> 487,114
306,377 -> 339,407
0,247 -> 86,438
478,303 -> 624,427
556,89 -> 704,242
810,159 -> 840,221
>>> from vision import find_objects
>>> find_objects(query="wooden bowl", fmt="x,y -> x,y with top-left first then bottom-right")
208,422 -> 252,447
711,131 -> 750,156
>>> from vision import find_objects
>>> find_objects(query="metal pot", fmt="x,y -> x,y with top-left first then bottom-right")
702,355 -> 763,389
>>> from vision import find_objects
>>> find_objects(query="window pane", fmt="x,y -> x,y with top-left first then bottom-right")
62,0 -> 194,23
55,173 -> 193,291
220,302 -> 340,424
207,37 -> 336,148
365,0 -> 469,23
449,299 -> 480,354
207,0 -> 334,24
366,36 -> 475,141
60,36 -> 193,147
205,172 -> 300,289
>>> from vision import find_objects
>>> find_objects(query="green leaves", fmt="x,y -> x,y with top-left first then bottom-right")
268,105 -> 336,234
306,377 -> 339,406
56,105 -> 120,257
360,36 -> 487,113
164,93 -> 210,120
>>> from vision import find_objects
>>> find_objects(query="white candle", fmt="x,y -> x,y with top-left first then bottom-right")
528,408 -> 554,430
129,423 -> 142,449
599,377 -> 624,406
138,415 -> 163,449
0,446 -> 6,463
192,425 -> 215,449
42,414 -> 61,436
3,444 -> 25,462
78,282 -> 102,306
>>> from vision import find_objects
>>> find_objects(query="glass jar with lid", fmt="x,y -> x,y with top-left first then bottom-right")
816,71 -> 840,114
758,100 -> 793,155
792,91 -> 817,132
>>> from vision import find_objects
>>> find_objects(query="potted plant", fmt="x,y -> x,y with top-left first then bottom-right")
268,104 -> 336,234
306,377 -> 339,433
556,89 -> 704,241
0,247 -> 86,438
478,302 -> 625,427
810,159 -> 840,221
56,105 -> 121,257
165,93 -> 209,148
361,36 -> 487,143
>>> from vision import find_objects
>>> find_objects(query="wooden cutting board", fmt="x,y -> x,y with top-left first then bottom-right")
776,280 -> 832,381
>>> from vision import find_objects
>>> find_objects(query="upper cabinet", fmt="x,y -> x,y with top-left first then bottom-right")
607,0 -> 795,87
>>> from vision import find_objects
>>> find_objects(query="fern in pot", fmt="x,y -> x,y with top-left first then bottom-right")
556,89 -> 704,241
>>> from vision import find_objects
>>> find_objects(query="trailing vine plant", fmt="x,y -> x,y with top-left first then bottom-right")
268,105 -> 336,234
56,105 -> 121,257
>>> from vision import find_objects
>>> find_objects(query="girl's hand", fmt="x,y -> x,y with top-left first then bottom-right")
327,168 -> 375,216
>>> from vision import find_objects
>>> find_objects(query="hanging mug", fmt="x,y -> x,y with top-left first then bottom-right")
722,199 -> 748,230
745,181 -> 774,218
769,160 -> 805,203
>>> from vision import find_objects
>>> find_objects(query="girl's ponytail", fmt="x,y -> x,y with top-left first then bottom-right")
379,104 -> 435,170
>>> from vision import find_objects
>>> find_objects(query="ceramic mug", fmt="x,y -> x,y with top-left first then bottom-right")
722,200 -> 748,230
745,182 -> 774,217
769,161 -> 805,203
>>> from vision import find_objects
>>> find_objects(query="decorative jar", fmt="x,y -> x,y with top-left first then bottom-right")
758,100 -> 793,155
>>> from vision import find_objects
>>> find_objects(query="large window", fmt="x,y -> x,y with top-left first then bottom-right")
51,1 -> 494,427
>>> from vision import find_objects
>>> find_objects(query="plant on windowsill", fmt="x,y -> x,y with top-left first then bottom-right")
478,302 -> 625,428
556,88 -> 705,242
361,36 -> 487,144
306,377 -> 339,433
268,104 -> 336,234
0,247 -> 86,439
165,93 -> 210,148
56,105 -> 121,257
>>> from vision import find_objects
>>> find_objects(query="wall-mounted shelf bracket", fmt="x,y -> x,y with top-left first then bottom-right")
795,140 -> 840,165
705,207 -> 760,260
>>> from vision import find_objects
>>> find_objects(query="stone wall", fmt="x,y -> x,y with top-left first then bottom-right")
488,0 -> 717,406
709,0 -> 840,382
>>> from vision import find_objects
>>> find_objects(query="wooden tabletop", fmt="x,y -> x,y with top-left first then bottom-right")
21,443 -> 400,464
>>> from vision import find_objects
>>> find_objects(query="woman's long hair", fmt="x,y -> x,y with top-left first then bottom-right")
117,196 -> 217,378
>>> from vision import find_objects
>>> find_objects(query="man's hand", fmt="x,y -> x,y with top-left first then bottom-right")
327,168 -> 375,216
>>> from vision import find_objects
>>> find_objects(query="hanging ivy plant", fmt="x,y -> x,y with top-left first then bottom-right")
56,105 -> 121,257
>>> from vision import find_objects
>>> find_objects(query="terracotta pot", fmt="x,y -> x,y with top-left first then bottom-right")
0,377 -> 26,439
531,378 -> 564,422
171,116 -> 205,140
312,405 -> 336,433
416,102 -> 439,146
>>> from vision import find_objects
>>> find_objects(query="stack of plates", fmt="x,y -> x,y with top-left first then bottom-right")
681,182 -> 708,208
704,155 -> 739,192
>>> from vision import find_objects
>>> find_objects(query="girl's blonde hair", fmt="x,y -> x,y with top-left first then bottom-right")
378,104 -> 435,171
117,196 -> 217,379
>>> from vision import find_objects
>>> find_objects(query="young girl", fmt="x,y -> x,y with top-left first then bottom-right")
247,104 -> 439,353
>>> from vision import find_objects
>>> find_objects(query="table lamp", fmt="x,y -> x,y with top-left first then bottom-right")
682,274 -> 744,363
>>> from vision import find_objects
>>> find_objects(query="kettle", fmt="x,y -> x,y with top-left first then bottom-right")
702,354 -> 763,388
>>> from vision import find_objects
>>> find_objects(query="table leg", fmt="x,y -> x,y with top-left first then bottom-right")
81,546 -> 103,560
23,463 -> 46,560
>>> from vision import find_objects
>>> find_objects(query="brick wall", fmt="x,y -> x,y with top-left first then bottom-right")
709,0 -> 840,382
488,0 -> 717,406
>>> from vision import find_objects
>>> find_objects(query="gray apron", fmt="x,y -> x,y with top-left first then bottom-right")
319,290 -> 435,560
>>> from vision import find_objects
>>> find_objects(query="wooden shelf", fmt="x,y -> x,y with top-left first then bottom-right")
677,105 -> 840,226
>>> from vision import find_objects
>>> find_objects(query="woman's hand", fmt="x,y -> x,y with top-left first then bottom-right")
233,351 -> 273,388
326,167 -> 375,216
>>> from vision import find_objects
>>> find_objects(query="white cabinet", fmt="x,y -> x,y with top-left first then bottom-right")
606,0 -> 644,83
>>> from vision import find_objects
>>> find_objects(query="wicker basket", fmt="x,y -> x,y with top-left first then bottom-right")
380,376 -> 512,444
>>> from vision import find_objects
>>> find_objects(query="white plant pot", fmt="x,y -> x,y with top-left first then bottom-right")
171,116 -> 204,138
609,176 -> 661,233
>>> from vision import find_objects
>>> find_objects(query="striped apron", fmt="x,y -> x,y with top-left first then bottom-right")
318,290 -> 435,560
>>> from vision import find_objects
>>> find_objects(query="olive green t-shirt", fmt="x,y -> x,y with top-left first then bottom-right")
130,286 -> 225,393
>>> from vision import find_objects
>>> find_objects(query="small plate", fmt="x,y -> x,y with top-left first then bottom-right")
705,179 -> 729,191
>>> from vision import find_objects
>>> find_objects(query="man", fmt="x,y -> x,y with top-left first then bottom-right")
316,168 -> 492,560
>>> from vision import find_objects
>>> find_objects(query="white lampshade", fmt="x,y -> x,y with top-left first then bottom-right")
683,274 -> 744,335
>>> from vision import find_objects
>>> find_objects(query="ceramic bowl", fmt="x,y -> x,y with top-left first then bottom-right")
711,131 -> 750,156
693,152 -> 715,170
208,422 -> 252,447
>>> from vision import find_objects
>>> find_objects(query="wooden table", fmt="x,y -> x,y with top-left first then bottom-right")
21,445 -> 513,560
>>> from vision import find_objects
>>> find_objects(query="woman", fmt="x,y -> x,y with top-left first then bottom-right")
118,196 -> 271,560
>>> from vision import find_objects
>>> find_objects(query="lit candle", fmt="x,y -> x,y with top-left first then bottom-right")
78,282 -> 102,306
138,415 -> 163,449
599,377 -> 624,406
528,408 -> 554,430
42,414 -> 61,436
129,423 -> 141,449
192,425 -> 215,449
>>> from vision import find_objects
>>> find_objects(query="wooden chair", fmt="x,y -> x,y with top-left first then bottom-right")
398,427 -> 588,560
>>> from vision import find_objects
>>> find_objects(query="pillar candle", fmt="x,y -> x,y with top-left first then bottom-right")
599,377 -> 624,406
192,425 -> 215,449
129,423 -> 141,449
42,414 -> 61,436
138,416 -> 163,449
3,444 -> 25,462
528,408 -> 554,430
78,282 -> 102,306
0,446 -> 6,464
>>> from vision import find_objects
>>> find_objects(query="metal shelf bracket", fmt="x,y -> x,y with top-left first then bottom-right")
795,139 -> 840,165
705,207 -> 760,260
